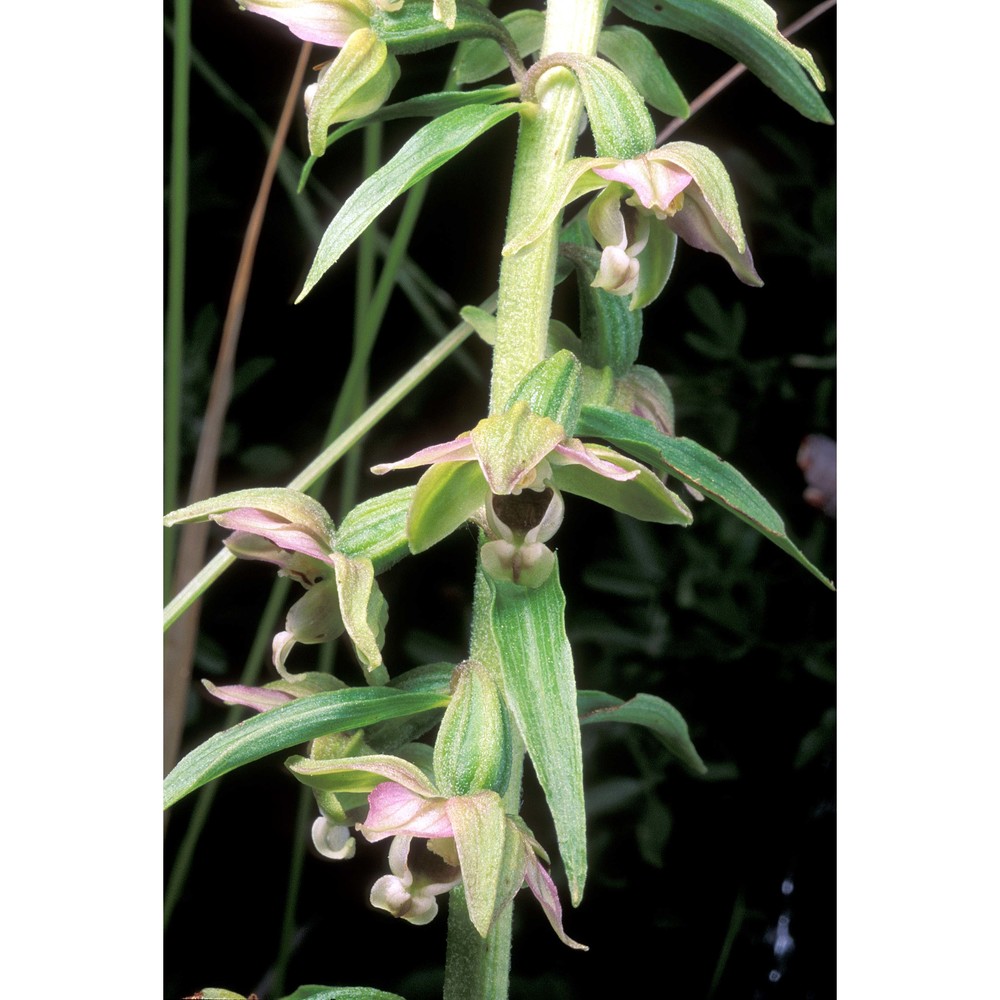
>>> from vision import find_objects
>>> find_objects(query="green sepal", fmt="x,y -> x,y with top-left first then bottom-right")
505,350 -> 583,435
192,990 -> 249,1000
570,55 -> 656,159
454,9 -> 545,84
336,486 -> 415,572
486,560 -> 587,905
447,790 -> 508,936
579,690 -> 707,773
332,553 -> 388,671
299,102 -> 522,301
471,402 -> 565,495
631,218 -> 678,311
407,459 -> 486,553
551,444 -> 693,525
307,29 -> 395,158
372,0 -> 520,63
287,751 -> 440,797
434,660 -> 513,797
578,405 -> 835,587
597,24 -> 689,118
565,243 -> 643,375
613,0 -> 831,124
163,688 -> 450,808
300,84 -> 520,190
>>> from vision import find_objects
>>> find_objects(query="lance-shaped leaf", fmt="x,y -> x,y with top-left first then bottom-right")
562,242 -> 644,374
300,84 -> 520,186
298,102 -> 521,300
568,56 -> 656,160
279,988 -> 407,1000
578,404 -> 835,588
579,690 -> 707,773
372,0 -> 521,56
598,24 -> 689,118
336,486 -> 415,572
486,561 -> 587,905
163,688 -> 449,808
613,0 -> 831,124
505,350 -> 583,435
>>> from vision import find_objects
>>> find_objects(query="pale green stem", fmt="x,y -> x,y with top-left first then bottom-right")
445,3 -> 607,997
489,0 -> 608,412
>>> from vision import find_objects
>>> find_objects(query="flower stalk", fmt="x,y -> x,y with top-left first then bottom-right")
445,1 -> 609,995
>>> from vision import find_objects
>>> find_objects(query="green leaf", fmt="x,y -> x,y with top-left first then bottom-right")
486,560 -> 587,905
337,487 -> 415,573
564,243 -> 643,374
454,9 -> 545,84
373,0 -> 518,58
578,690 -> 707,773
570,55 -> 656,159
505,350 -> 583,434
577,405 -> 834,588
613,0 -> 831,124
598,24 -> 689,118
299,85 -> 519,190
298,102 -> 522,301
163,688 -> 449,808
280,988 -> 407,1000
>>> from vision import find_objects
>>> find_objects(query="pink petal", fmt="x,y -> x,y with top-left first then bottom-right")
359,782 -> 454,843
594,157 -> 692,217
238,1 -> 369,47
371,435 -> 477,475
523,853 -> 588,951
552,441 -> 639,481
213,508 -> 333,563
202,681 -> 294,712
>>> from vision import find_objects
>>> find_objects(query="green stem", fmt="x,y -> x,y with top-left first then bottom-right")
444,4 -> 607,997
489,0 -> 608,412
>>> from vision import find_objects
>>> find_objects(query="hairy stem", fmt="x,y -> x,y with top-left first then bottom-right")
444,3 -> 607,998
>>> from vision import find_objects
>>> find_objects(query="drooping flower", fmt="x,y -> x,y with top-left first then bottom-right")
360,781 -> 587,948
163,488 -> 388,680
505,140 -> 762,310
284,749 -> 585,946
372,396 -> 691,585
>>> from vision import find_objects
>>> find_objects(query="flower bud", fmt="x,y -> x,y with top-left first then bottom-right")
433,660 -> 513,797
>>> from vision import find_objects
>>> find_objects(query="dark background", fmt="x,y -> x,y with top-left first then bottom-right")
164,2 -> 836,996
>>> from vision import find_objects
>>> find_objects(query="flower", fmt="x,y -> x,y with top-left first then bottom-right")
372,395 -> 691,585
284,749 -> 585,946
236,0 -> 386,46
163,488 -> 388,680
360,780 -> 587,948
505,140 -> 762,310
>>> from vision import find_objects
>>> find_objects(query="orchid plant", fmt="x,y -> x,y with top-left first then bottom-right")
164,1 -> 834,997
